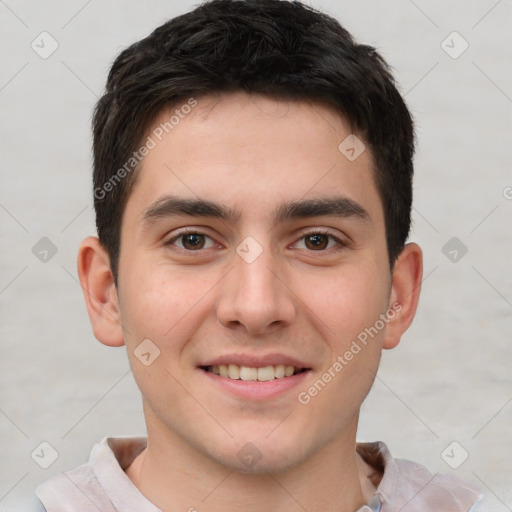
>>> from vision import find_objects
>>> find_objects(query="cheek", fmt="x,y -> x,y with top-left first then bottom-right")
116,264 -> 211,406
302,264 -> 389,407
298,262 -> 389,341
117,260 -> 216,350
294,262 -> 388,398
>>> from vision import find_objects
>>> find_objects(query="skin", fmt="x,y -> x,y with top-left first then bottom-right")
78,92 -> 422,512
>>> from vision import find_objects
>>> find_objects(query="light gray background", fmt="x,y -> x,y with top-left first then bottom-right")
1,0 -> 511,510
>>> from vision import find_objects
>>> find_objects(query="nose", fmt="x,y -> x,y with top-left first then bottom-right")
216,245 -> 297,336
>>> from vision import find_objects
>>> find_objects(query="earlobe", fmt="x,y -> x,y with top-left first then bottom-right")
383,243 -> 423,350
77,236 -> 125,347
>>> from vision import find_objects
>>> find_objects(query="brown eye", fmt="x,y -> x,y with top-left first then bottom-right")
304,233 -> 329,250
181,233 -> 206,250
166,231 -> 217,252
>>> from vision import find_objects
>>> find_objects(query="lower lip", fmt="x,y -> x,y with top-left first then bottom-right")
199,368 -> 312,401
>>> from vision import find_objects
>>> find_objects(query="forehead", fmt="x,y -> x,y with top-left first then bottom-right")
125,92 -> 382,225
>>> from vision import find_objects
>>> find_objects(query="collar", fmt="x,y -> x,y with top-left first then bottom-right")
355,441 -> 483,511
92,437 -> 482,512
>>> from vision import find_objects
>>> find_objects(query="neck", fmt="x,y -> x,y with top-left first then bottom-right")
126,412 -> 373,512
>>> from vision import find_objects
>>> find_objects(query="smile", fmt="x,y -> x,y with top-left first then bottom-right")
201,364 -> 308,381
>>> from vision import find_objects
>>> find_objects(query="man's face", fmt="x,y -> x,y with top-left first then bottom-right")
116,92 -> 392,473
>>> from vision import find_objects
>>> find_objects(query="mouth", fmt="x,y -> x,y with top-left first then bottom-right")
200,364 -> 309,382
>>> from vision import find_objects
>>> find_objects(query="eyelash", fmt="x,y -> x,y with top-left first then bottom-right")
165,228 -> 347,253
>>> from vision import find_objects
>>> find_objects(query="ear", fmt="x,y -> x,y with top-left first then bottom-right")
77,236 -> 125,347
382,242 -> 423,350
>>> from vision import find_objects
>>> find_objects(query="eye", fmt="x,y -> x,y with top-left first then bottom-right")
293,231 -> 344,251
167,232 -> 216,251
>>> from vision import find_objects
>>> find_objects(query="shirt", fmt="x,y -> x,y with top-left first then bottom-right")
35,437 -> 486,511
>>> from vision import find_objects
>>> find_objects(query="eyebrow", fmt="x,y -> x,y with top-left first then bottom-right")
141,196 -> 240,225
141,195 -> 370,227
275,197 -> 370,223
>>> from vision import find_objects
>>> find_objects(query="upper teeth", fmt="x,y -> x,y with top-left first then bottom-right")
209,364 -> 299,381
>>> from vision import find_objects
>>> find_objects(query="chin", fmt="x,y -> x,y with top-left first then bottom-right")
206,435 -> 310,476
224,452 -> 304,475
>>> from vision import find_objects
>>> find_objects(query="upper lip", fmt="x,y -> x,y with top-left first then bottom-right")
199,353 -> 311,369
